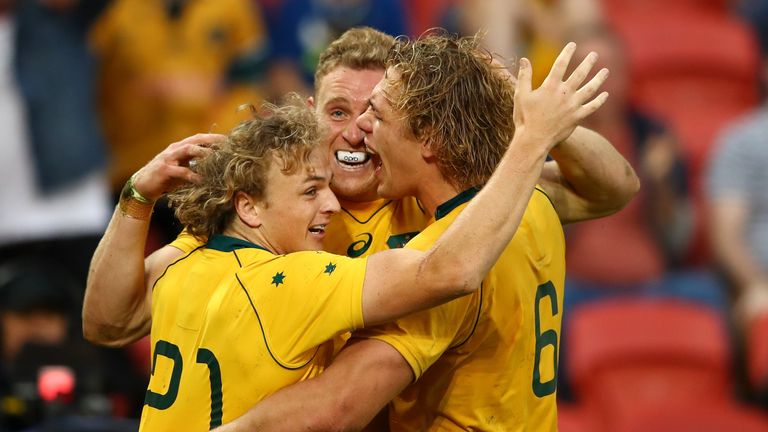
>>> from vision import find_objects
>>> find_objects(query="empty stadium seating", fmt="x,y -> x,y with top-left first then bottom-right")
748,312 -> 768,397
614,402 -> 768,432
566,299 -> 732,429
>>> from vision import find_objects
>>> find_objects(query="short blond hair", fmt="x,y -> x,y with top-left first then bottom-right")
314,27 -> 395,89
169,98 -> 319,239
386,32 -> 516,190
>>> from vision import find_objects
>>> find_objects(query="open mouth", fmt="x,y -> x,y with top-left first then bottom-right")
308,224 -> 327,235
335,150 -> 370,168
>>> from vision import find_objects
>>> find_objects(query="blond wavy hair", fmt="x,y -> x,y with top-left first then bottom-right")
169,98 -> 320,239
385,31 -> 516,190
314,27 -> 395,89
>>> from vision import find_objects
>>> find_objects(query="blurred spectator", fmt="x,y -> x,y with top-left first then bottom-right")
707,81 -> 768,330
444,0 -> 603,85
559,26 -> 727,401
90,0 -> 268,242
0,2 -> 151,428
564,27 -> 695,288
0,0 -> 112,287
266,0 -> 408,98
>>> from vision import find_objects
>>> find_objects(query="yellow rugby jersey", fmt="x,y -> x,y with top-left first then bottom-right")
168,229 -> 201,254
140,235 -> 366,431
356,187 -> 566,432
323,196 -> 430,257
90,0 -> 266,189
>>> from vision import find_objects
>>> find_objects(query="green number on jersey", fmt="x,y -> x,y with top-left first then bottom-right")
197,348 -> 223,428
145,340 -> 182,409
145,340 -> 223,427
532,281 -> 559,397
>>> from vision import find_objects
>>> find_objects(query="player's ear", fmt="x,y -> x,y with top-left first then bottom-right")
420,133 -> 436,160
234,191 -> 263,228
307,96 -> 315,109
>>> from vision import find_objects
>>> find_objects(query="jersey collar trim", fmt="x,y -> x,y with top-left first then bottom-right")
207,234 -> 269,252
434,187 -> 480,220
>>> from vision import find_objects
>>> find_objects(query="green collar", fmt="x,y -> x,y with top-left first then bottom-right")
434,187 -> 480,220
206,234 -> 269,252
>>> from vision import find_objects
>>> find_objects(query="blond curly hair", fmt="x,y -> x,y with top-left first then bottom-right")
385,31 -> 516,190
169,98 -> 320,239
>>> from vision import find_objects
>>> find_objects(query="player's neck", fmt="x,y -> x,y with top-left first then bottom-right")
416,178 -> 460,217
222,223 -> 274,254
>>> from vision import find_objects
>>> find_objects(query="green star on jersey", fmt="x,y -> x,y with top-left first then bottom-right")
271,272 -> 285,287
324,262 -> 337,275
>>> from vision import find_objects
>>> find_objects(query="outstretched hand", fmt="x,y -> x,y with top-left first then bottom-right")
132,133 -> 224,202
513,42 -> 609,150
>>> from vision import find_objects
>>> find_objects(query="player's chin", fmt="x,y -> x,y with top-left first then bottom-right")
305,233 -> 326,250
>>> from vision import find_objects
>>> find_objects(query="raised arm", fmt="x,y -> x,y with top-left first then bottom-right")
82,134 -> 219,346
360,44 -> 609,324
539,125 -> 639,224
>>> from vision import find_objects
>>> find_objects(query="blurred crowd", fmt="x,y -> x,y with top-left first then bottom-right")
0,0 -> 766,430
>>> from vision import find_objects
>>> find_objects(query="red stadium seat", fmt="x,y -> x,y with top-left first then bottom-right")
566,299 -> 732,430
602,0 -> 730,19
621,11 -> 760,181
748,312 -> 768,394
557,403 -> 595,432
614,402 -> 768,432
605,10 -> 760,264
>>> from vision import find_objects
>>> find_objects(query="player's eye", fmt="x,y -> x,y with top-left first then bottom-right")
330,109 -> 346,120
304,187 -> 317,197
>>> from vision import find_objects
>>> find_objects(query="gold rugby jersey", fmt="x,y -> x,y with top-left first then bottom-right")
358,187 -> 566,431
140,235 -> 366,430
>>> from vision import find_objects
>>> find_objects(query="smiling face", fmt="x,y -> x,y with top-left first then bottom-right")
255,147 -> 340,254
313,66 -> 385,203
356,71 -> 425,200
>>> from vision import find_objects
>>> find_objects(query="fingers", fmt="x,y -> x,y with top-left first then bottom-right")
165,139 -> 214,168
579,91 -> 610,118
575,67 -> 610,104
543,42 -> 576,85
567,51 -> 599,90
515,57 -> 532,97
180,133 -> 226,148
165,164 -> 203,184
168,133 -> 226,152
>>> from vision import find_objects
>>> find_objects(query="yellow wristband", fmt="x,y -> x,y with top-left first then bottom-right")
118,173 -> 155,220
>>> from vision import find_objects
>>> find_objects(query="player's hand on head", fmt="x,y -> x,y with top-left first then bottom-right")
513,42 -> 609,149
132,133 -> 224,201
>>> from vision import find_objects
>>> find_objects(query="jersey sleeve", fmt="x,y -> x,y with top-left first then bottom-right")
353,209 -> 476,379
354,295 -> 478,380
169,230 -> 204,254
237,251 -> 367,364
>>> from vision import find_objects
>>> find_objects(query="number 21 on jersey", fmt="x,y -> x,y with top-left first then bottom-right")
145,340 -> 223,429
